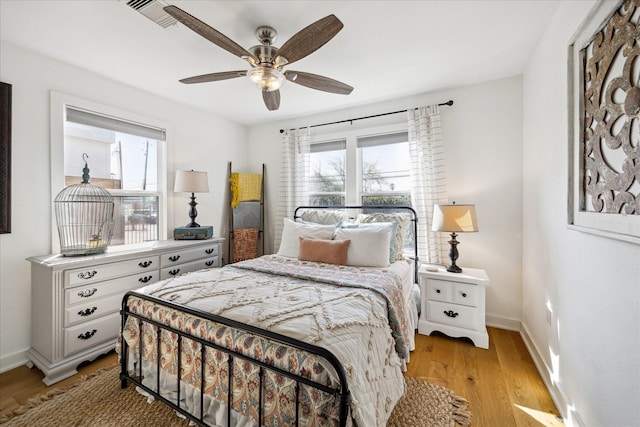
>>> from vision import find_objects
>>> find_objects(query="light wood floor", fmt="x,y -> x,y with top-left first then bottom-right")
0,327 -> 562,426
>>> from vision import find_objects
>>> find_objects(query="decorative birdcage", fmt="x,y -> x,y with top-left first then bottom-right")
54,154 -> 115,256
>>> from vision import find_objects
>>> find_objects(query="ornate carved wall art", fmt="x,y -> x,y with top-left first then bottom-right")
569,0 -> 640,243
583,0 -> 639,215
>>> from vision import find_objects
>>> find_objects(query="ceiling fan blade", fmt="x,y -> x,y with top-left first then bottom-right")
285,70 -> 353,95
164,5 -> 257,63
179,70 -> 247,84
263,90 -> 281,111
275,15 -> 343,66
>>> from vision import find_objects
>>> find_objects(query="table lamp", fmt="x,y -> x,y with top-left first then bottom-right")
174,170 -> 209,227
432,202 -> 478,273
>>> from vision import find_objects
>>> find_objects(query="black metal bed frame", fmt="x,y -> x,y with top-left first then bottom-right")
120,292 -> 351,426
294,205 -> 419,283
119,205 -> 417,426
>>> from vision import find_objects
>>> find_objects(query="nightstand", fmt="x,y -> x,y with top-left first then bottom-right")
418,264 -> 490,349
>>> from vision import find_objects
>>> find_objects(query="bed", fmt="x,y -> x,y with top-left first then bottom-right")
119,206 -> 419,426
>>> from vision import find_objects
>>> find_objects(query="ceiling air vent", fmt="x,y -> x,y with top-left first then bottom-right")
126,0 -> 177,28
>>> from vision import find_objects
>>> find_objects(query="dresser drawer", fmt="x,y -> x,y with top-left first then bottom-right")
160,245 -> 219,267
426,300 -> 477,330
160,257 -> 218,280
64,293 -> 123,327
65,256 -> 159,287
64,312 -> 120,357
426,279 -> 452,302
66,272 -> 159,306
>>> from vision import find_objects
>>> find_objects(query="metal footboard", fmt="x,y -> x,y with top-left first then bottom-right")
120,291 -> 351,426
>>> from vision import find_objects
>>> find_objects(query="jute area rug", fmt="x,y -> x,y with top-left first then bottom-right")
0,365 -> 471,427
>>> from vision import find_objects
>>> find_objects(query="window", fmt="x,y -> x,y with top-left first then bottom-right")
357,132 -> 411,206
309,140 -> 346,206
310,125 -> 411,207
51,93 -> 167,251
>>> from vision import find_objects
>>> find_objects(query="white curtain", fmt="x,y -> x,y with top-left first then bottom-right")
274,128 -> 311,252
408,105 -> 448,265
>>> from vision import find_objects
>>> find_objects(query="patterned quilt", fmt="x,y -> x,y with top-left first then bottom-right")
121,255 -> 410,426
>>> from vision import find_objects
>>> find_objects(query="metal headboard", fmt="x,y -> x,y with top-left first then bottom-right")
293,205 -> 419,284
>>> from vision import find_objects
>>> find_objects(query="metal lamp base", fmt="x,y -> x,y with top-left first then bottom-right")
447,232 -> 463,273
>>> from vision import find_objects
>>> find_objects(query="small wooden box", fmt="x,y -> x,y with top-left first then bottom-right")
174,226 -> 213,240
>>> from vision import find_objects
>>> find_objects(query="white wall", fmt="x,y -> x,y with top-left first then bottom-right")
522,1 -> 640,426
248,76 -> 524,330
0,41 -> 249,370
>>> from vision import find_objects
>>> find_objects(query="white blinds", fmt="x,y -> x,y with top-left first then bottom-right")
66,107 -> 166,141
357,131 -> 408,148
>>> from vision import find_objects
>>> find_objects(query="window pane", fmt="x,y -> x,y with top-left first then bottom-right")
111,196 -> 159,245
361,141 -> 411,193
64,109 -> 162,246
310,143 -> 345,205
64,121 -> 158,191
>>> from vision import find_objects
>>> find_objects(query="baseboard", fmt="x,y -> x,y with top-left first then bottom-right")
486,314 -> 521,331
0,348 -> 29,373
519,323 -> 573,425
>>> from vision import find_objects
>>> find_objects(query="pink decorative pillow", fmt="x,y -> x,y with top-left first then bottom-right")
298,237 -> 350,265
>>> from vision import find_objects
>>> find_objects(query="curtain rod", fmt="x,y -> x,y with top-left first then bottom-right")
279,100 -> 453,134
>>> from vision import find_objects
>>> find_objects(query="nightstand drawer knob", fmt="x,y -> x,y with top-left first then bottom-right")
205,260 -> 214,267
462,292 -> 467,298
436,289 -> 441,294
444,310 -> 459,318
205,248 -> 215,254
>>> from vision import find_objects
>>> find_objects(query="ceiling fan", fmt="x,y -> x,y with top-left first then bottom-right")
164,5 -> 354,111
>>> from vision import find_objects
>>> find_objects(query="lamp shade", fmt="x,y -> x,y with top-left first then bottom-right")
432,204 -> 478,232
174,170 -> 209,193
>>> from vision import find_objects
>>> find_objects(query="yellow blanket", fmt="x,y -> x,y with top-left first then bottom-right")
230,173 -> 262,208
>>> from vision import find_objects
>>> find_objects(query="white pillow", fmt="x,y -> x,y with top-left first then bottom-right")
277,218 -> 335,258
334,226 -> 391,267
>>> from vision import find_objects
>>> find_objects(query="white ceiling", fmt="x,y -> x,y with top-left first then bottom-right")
0,0 -> 560,126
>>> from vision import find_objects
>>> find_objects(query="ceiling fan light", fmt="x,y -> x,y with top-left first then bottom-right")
248,66 -> 284,92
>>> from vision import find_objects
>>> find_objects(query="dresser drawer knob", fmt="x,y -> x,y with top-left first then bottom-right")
139,275 -> 153,283
78,307 -> 97,317
77,270 -> 97,280
205,260 -> 215,267
461,292 -> 467,298
169,269 -> 181,276
205,248 -> 215,255
77,329 -> 97,340
78,288 -> 97,298
169,255 -> 180,262
138,260 -> 153,268
444,310 -> 459,318
435,289 -> 441,294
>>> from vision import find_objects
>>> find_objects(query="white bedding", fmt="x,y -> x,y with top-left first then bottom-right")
123,255 -> 412,426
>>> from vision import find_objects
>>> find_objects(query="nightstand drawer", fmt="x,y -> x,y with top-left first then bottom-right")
452,283 -> 477,306
427,300 -> 477,330
426,279 -> 452,302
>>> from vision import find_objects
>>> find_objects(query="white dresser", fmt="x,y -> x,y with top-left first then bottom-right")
27,238 -> 224,385
418,265 -> 490,349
